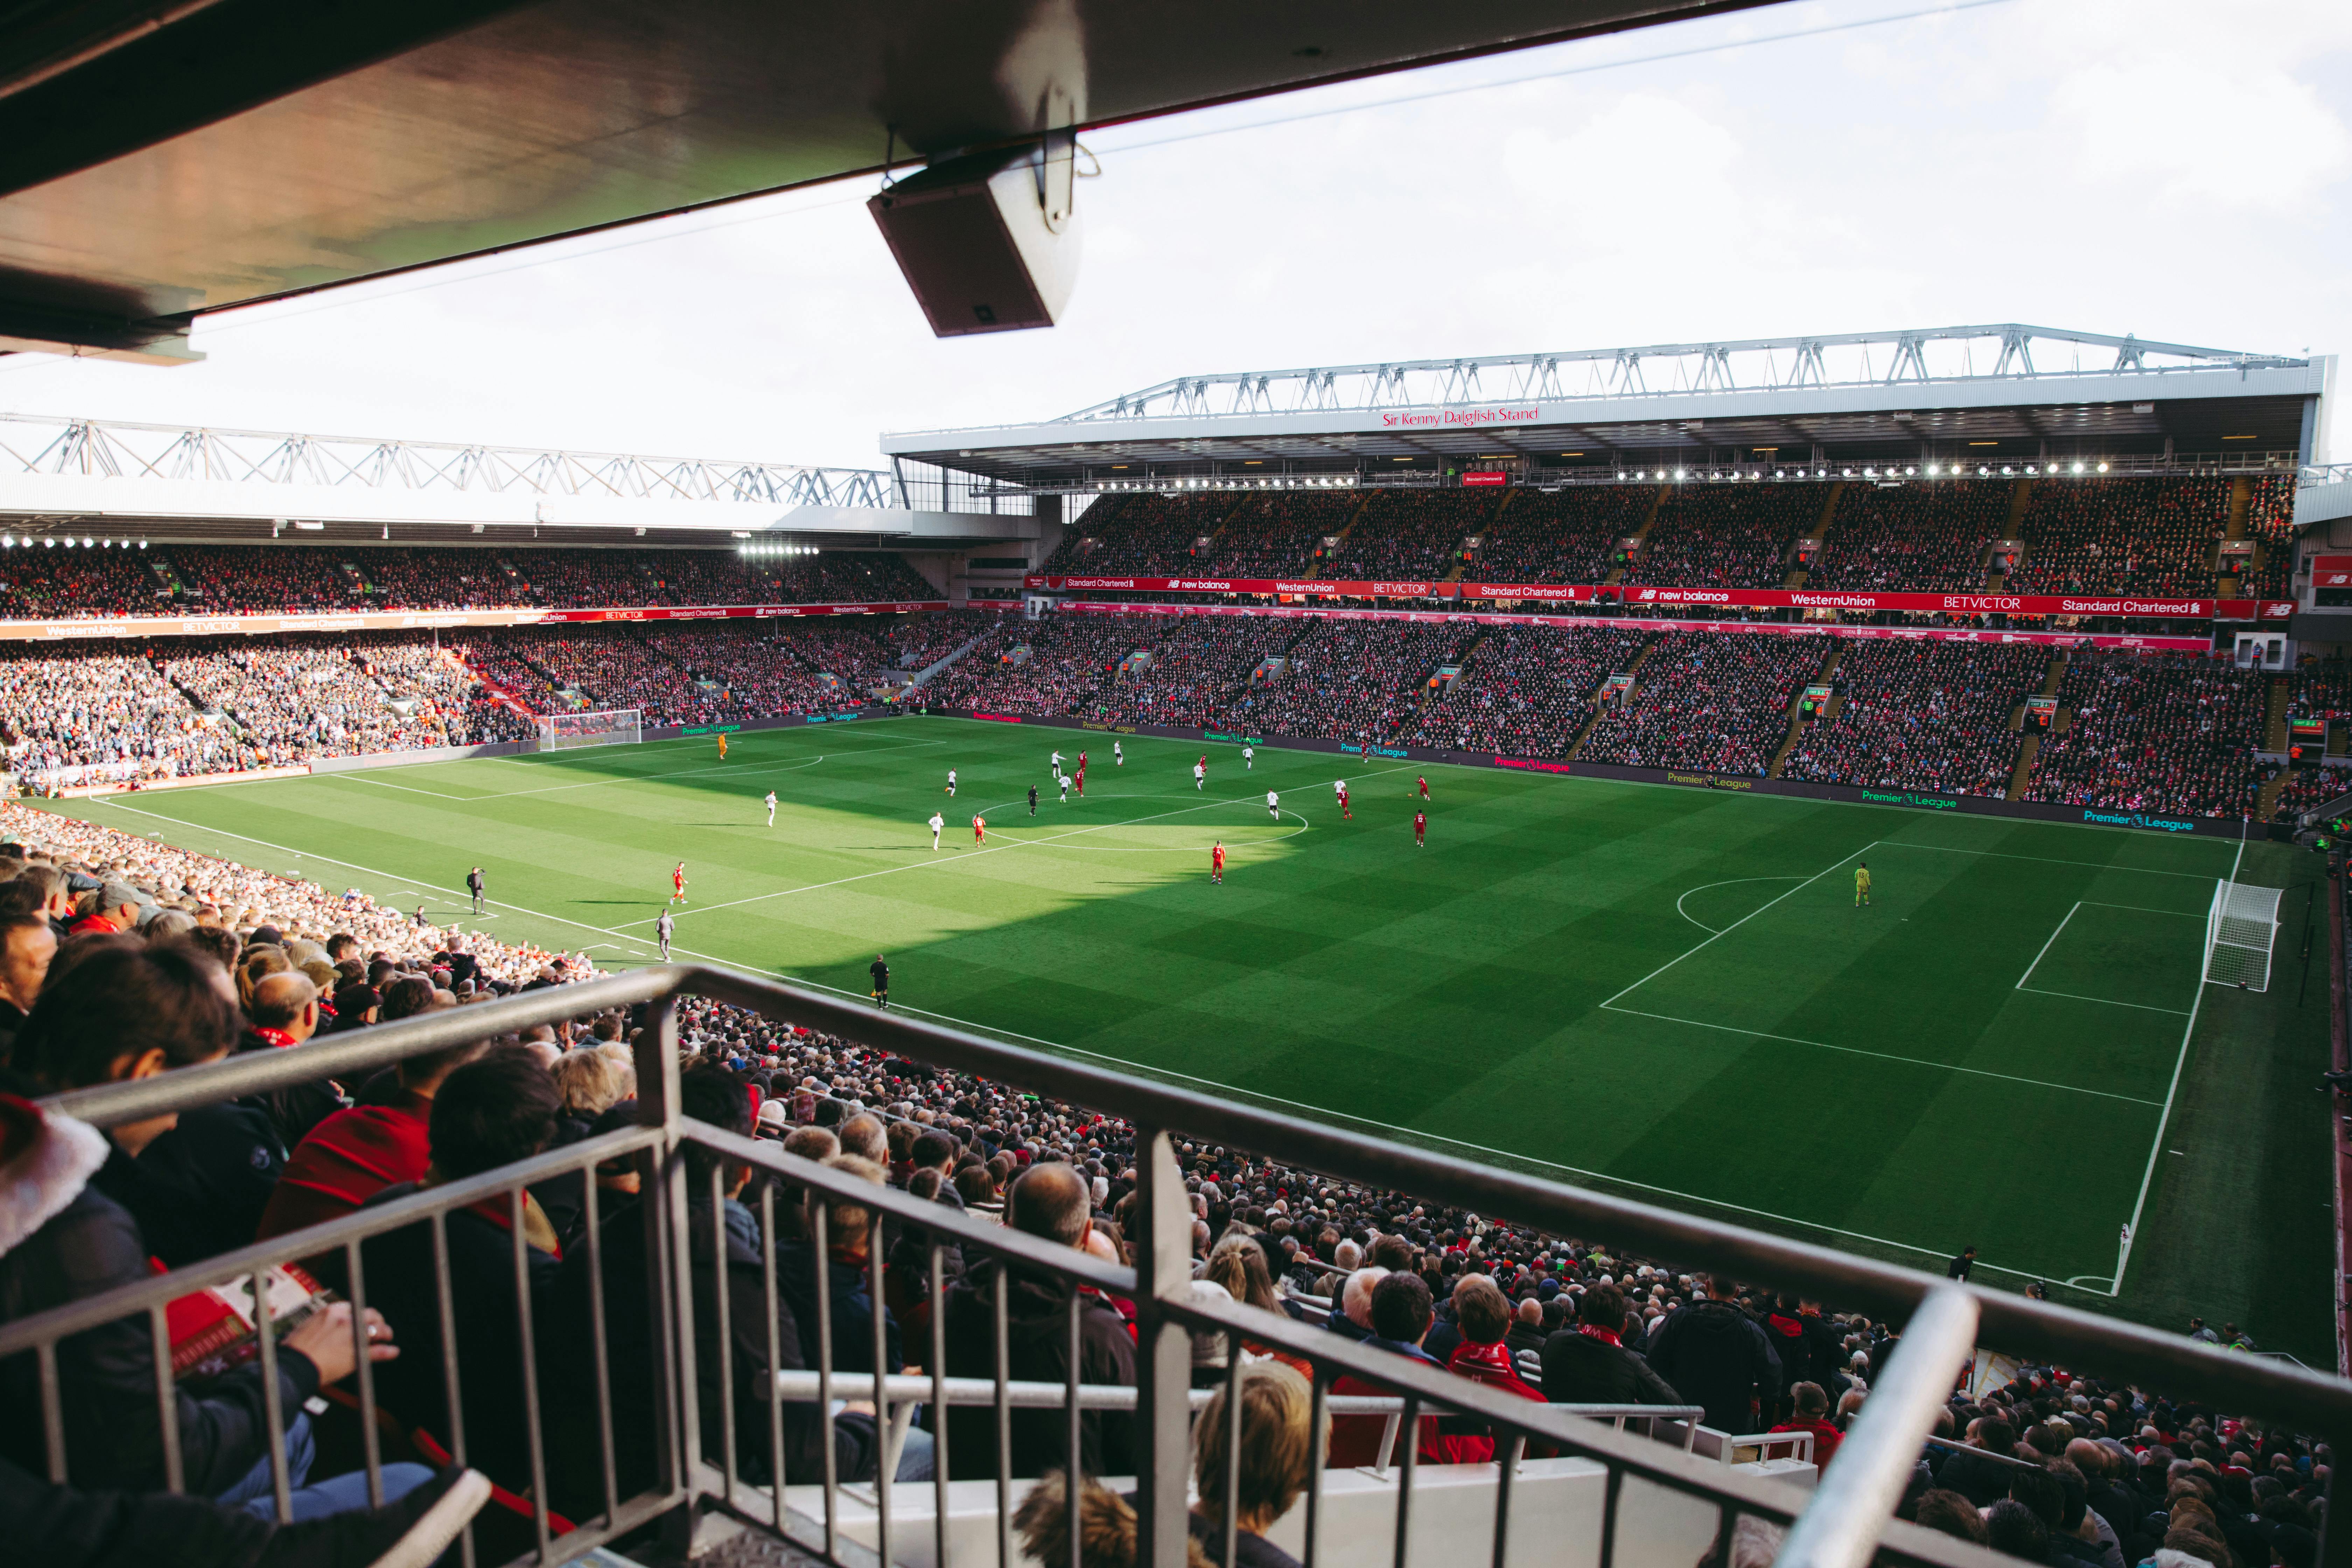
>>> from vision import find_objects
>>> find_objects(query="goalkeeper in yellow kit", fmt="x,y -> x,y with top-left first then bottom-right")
1855,861 -> 1871,907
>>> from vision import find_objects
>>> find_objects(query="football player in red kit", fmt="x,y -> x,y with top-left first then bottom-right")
1211,841 -> 1226,884
1413,810 -> 1427,846
973,813 -> 986,845
1417,776 -> 1429,800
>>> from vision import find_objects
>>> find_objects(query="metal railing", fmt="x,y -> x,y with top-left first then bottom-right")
8,963 -> 2350,1568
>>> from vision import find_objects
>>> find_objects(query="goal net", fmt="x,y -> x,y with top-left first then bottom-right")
2204,878 -> 2283,992
537,708 -> 642,751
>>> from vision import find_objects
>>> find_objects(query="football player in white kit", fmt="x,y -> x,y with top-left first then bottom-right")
1194,759 -> 1206,791
945,768 -> 957,796
1113,741 -> 1124,766
764,790 -> 777,826
1244,744 -> 1254,770
1051,749 -> 1063,774
1266,789 -> 1279,820
928,810 -> 944,850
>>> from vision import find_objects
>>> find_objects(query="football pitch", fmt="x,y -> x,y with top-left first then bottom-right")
36,715 -> 2334,1354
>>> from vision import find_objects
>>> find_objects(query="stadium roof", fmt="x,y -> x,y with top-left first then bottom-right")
881,324 -> 2336,489
0,414 -> 1034,548
0,0 -> 1777,364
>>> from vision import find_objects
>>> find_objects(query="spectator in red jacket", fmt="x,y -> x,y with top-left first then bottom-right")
252,1036 -> 492,1248
1771,1381 -> 1843,1471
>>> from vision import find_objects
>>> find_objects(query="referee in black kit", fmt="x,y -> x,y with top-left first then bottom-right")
466,866 -> 485,915
870,953 -> 890,1008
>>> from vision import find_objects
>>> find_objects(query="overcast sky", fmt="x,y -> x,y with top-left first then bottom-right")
2,0 -> 2347,471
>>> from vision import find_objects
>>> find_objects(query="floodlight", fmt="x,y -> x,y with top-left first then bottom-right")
1862,468 -> 1874,478
2072,461 -> 2085,474
1673,469 -> 1685,480
1904,467 -> 1916,477
2001,467 -> 2014,476
2096,461 -> 2108,473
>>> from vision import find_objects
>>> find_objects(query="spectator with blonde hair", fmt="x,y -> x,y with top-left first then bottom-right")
1187,1360 -> 1319,1568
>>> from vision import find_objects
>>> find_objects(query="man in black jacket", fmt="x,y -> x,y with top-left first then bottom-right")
357,1048 -> 564,1492
236,972 -> 341,1153
1933,1413 -> 2021,1506
1539,1283 -> 1682,1408
940,1161 -> 1136,1480
539,1063 -> 872,1516
1642,1274 -> 1781,1435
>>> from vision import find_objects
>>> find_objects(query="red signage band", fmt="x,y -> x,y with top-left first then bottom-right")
1023,575 -> 2289,622
0,600 -> 953,642
2314,556 -> 2352,589
1051,598 -> 2214,653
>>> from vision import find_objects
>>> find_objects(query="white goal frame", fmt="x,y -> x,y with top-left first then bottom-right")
537,708 -> 643,751
2203,878 -> 2283,992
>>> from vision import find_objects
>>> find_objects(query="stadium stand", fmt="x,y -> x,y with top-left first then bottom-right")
2235,475 -> 2298,597
1323,490 -> 1497,579
1038,495 -> 1241,575
0,545 -> 936,619
1207,491 -> 1366,577
1623,486 -> 1822,590
1228,621 -> 1471,745
1576,631 -> 1821,774
1465,485 -> 1653,586
1801,480 -> 2012,590
2022,651 -> 2265,817
1399,623 -> 1646,756
1093,615 -> 1308,731
1782,641 -> 2047,796
2005,477 -> 2231,596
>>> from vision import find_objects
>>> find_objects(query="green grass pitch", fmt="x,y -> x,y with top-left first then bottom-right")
35,715 -> 2335,1354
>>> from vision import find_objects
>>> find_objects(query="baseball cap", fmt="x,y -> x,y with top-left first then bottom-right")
98,880 -> 153,910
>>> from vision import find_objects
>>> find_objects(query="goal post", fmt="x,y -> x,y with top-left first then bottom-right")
536,708 -> 643,751
2203,878 -> 2283,992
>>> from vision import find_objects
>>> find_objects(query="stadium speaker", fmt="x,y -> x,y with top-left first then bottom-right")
869,138 -> 1082,337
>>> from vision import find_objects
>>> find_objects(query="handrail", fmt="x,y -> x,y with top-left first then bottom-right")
36,960 -> 2352,1442
768,1368 -> 1699,1425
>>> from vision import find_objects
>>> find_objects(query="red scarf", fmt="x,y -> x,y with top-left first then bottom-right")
250,1027 -> 301,1050
1576,1323 -> 1622,1347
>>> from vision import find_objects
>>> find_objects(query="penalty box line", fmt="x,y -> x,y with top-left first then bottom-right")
1597,840 -> 1878,1011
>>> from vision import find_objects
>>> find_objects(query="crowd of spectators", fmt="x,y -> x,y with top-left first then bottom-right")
2233,477 -> 2298,598
2286,659 -> 2352,731
920,616 -> 1141,719
2267,763 -> 2350,824
1094,616 -> 1306,731
0,636 -> 527,788
162,639 -> 483,763
2006,478 -> 2231,597
1322,490 -> 1497,580
1206,492 -> 1365,578
1466,486 -> 1652,586
1578,631 -> 1823,774
0,545 -> 939,621
1802,481 -> 2011,591
1624,486 -> 1820,590
1040,496 -> 1241,576
0,546 -> 169,619
1399,624 -> 1646,756
2024,652 -> 2265,818
1229,622 -> 1470,746
1782,642 -> 2047,797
